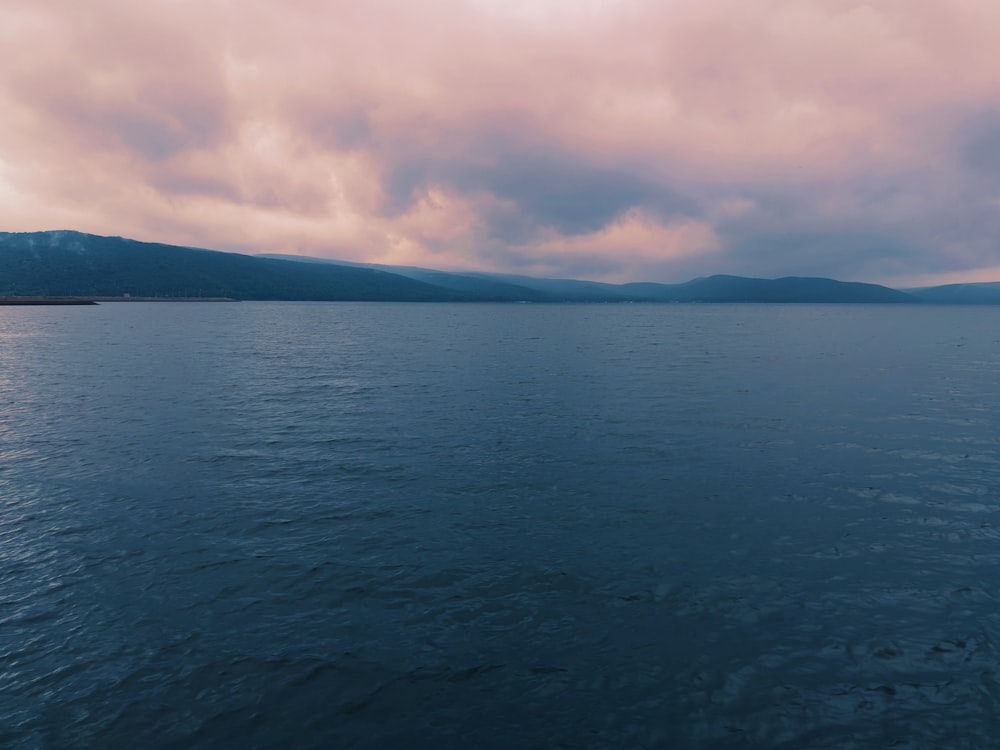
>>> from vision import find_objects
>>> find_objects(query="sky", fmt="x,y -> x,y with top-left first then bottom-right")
3,0 -> 1000,286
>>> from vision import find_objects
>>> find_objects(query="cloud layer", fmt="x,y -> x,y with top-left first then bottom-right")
3,0 -> 1000,283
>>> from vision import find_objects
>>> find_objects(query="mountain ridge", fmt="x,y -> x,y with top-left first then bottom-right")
3,230 -> 999,303
256,252 -> 917,303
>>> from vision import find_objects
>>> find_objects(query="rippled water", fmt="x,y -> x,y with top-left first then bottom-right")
1,301 -> 999,748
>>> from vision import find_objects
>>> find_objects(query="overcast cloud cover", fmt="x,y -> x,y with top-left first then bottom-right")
3,0 -> 1000,285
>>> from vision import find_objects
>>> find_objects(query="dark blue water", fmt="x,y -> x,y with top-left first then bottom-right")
2,301 -> 999,748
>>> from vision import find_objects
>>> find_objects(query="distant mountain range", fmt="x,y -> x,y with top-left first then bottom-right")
3,230 -> 1000,304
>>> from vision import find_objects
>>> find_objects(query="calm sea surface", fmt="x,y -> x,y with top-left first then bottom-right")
2,302 -> 999,749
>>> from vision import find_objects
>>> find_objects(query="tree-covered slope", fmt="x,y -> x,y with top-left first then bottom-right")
0,230 -> 947,303
0,231 -> 466,301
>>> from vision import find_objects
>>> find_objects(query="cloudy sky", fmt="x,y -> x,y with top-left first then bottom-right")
3,0 -> 1000,285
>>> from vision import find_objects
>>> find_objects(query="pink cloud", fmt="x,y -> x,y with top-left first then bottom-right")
3,0 -> 1000,283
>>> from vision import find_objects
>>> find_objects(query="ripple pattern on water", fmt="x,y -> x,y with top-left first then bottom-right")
1,302 -> 999,748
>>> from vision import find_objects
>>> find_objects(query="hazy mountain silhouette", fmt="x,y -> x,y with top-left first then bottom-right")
259,254 -> 553,301
645,275 -> 916,303
904,282 -> 1000,305
3,230 -> 994,303
260,257 -> 916,303
0,231 -> 467,301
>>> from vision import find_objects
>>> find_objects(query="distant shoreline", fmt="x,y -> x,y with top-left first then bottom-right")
0,297 -> 98,305
6,230 -> 1000,303
0,296 -> 237,305
94,297 -> 237,302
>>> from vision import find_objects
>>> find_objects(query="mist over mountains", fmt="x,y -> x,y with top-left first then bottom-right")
2,231 -> 998,304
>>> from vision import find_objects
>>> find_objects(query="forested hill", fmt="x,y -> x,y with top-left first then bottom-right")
4,230 -> 992,303
0,231 -> 465,301
260,253 -> 918,303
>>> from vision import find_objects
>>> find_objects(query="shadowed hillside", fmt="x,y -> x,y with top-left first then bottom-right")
261,255 -> 920,303
0,231 -> 466,301
5,230 -> 990,304
905,282 -> 1000,305
642,275 -> 917,303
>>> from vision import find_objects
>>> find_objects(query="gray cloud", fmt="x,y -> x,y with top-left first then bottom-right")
959,112 -> 1000,181
381,129 -> 699,245
467,150 -> 685,235
6,0 -> 1000,284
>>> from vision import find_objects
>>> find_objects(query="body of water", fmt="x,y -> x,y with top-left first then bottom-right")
2,301 -> 999,748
